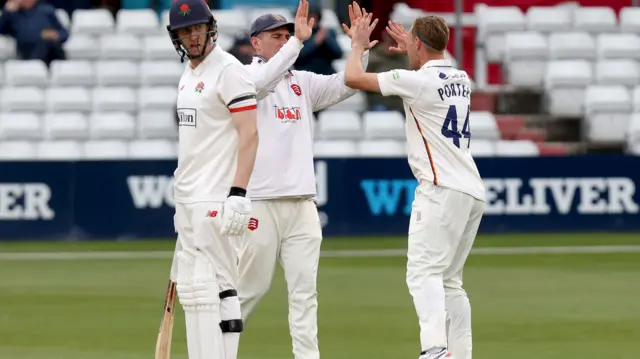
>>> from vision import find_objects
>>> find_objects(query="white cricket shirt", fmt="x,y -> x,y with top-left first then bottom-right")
245,50 -> 370,200
377,59 -> 486,201
173,45 -> 258,203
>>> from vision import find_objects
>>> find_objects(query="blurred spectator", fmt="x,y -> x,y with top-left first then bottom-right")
365,31 -> 408,112
0,0 -> 68,67
294,6 -> 342,75
227,32 -> 255,65
39,0 -> 91,15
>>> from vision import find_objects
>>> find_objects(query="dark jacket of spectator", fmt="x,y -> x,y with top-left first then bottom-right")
0,0 -> 68,66
294,9 -> 342,76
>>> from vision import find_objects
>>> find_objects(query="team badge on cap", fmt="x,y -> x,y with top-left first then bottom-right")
179,3 -> 191,16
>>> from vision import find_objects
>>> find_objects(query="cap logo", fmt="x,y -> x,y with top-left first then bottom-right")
179,4 -> 191,16
273,15 -> 285,21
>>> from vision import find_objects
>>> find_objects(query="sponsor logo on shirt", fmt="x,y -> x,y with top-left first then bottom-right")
177,108 -> 197,127
274,106 -> 301,123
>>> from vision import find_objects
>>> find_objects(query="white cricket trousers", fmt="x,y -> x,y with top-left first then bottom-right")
174,201 -> 242,359
406,183 -> 484,359
237,198 -> 323,359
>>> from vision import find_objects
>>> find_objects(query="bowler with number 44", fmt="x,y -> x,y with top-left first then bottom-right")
344,14 -> 486,359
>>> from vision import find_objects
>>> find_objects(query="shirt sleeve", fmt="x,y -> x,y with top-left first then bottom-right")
377,69 -> 423,103
218,63 -> 258,113
246,37 -> 304,101
305,50 -> 370,112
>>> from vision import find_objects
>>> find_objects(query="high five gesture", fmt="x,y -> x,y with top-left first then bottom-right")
386,20 -> 409,55
294,0 -> 315,41
350,12 -> 379,51
342,1 -> 378,50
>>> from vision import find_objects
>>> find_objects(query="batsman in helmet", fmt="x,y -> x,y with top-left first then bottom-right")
165,0 -> 314,358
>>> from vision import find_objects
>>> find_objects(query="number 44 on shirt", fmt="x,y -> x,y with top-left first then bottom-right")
441,104 -> 471,149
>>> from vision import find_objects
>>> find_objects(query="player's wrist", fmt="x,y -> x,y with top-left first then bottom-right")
228,186 -> 247,197
351,43 -> 366,53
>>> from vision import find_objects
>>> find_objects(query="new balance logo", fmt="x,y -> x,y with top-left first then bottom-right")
207,210 -> 218,217
248,217 -> 258,231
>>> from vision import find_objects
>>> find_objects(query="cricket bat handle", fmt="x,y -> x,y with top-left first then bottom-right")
154,239 -> 182,359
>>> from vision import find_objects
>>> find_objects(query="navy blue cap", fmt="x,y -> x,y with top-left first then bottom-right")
168,0 -> 213,31
249,14 -> 294,37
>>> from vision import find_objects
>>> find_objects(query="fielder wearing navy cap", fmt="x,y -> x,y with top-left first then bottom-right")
249,14 -> 295,38
166,0 -> 218,62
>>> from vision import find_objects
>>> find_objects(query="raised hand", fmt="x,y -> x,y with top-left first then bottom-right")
386,20 -> 408,54
294,0 -> 315,41
351,12 -> 379,51
341,1 -> 363,39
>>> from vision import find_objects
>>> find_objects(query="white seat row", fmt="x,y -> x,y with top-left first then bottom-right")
478,6 -> 640,37
547,83 -> 640,118
0,140 -> 177,160
0,87 -> 176,113
508,58 -> 640,90
316,110 -> 501,141
66,8 -> 341,37
0,60 -> 182,87
0,111 -> 176,141
0,33 -> 236,61
582,86 -> 637,144
503,32 -> 640,62
0,85 -> 364,113
480,6 -> 640,62
314,139 -> 540,158
476,5 -> 640,36
317,111 -> 406,140
64,33 -> 235,61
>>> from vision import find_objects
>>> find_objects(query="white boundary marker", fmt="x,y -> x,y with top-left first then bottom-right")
0,245 -> 639,261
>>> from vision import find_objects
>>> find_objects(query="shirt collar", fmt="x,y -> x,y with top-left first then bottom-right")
422,59 -> 453,70
252,55 -> 268,64
191,44 -> 222,76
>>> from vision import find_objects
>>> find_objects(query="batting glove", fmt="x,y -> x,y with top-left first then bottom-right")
221,187 -> 252,237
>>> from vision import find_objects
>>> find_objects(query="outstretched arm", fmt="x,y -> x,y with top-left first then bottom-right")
250,37 -> 304,100
249,0 -> 315,100
345,15 -> 422,101
344,45 -> 379,93
304,49 -> 370,112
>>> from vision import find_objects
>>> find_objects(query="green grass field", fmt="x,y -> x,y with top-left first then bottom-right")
0,233 -> 639,359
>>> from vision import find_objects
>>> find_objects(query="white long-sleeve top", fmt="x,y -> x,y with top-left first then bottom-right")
245,43 -> 369,200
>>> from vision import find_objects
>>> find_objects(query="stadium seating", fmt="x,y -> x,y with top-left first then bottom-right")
0,6 -> 547,160
469,3 -> 640,155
